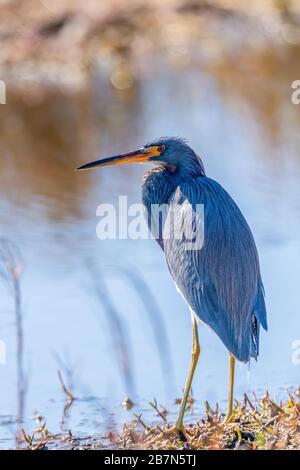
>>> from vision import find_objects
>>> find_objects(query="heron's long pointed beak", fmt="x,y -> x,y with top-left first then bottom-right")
76,146 -> 161,171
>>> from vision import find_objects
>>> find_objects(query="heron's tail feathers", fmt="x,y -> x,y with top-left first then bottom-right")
249,283 -> 267,360
218,283 -> 267,363
250,314 -> 260,360
253,283 -> 268,331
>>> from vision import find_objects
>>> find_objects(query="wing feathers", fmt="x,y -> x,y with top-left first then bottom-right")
163,177 -> 267,362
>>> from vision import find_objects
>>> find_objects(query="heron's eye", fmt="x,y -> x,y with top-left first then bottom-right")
158,145 -> 166,153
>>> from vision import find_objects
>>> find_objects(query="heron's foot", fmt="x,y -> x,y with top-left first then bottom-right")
175,427 -> 187,442
223,412 -> 234,425
174,422 -> 187,441
147,425 -> 187,446
162,424 -> 187,442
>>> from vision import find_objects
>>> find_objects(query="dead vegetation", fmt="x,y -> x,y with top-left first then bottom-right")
16,390 -> 300,450
115,390 -> 300,450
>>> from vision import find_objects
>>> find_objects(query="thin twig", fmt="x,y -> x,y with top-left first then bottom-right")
57,370 -> 75,403
149,398 -> 168,423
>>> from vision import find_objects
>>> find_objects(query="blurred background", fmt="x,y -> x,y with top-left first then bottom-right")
0,0 -> 300,448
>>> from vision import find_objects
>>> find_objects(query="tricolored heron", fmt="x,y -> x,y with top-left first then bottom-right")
77,137 -> 268,432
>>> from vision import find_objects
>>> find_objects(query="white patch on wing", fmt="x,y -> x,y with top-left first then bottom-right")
174,283 -> 213,331
175,282 -> 186,300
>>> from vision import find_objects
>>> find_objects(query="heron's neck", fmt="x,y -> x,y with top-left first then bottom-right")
174,152 -> 206,179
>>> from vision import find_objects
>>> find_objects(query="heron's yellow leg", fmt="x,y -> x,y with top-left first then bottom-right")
224,353 -> 235,423
176,315 -> 200,433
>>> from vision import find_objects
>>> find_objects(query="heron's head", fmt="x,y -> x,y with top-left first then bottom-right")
77,136 -> 205,178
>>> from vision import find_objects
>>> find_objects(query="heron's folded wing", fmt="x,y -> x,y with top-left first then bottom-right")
163,177 -> 267,362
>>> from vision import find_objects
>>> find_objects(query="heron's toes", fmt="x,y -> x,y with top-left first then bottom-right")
176,427 -> 187,442
147,425 -> 186,446
174,424 -> 187,441
223,413 -> 234,425
162,425 -> 187,441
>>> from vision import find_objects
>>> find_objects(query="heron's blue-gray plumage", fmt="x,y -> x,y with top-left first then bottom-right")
142,138 -> 267,363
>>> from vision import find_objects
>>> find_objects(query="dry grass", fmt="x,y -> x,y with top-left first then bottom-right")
17,390 -> 300,450
115,391 -> 300,450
